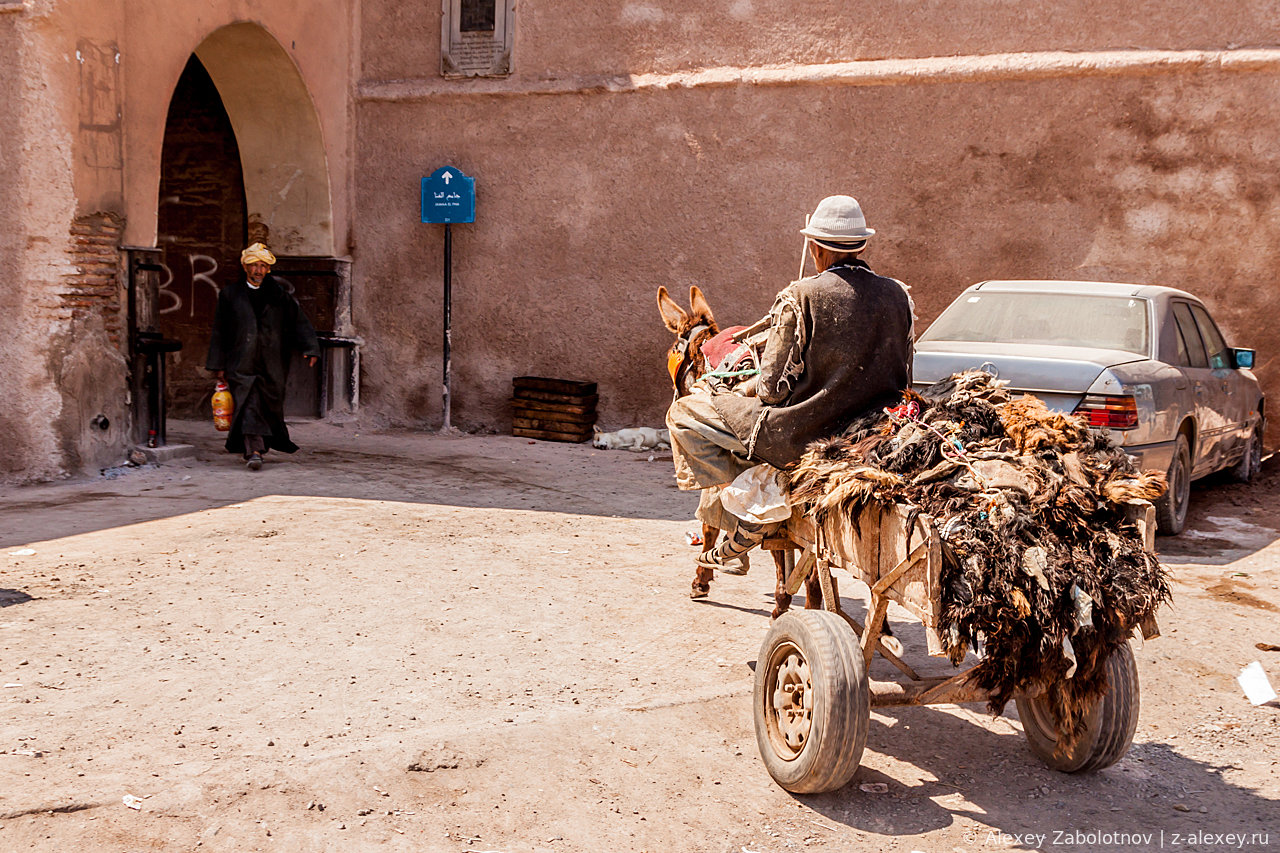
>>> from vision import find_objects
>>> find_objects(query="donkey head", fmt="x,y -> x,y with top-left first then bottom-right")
657,285 -> 720,397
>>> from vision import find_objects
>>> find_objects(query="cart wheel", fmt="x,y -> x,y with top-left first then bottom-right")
753,610 -> 868,793
1015,641 -> 1139,773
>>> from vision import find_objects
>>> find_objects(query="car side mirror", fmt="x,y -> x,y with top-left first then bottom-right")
1232,348 -> 1255,369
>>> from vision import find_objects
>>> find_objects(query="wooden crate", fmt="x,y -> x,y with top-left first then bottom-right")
511,376 -> 597,443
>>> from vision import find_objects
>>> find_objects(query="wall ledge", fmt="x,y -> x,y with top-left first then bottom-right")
358,47 -> 1280,102
0,1 -> 28,13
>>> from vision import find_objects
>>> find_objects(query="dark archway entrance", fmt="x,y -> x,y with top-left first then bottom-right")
156,55 -> 247,418
138,24 -> 353,439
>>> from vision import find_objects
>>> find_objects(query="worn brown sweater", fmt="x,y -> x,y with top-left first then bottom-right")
711,261 -> 913,468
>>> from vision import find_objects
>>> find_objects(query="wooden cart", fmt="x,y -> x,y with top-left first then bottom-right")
752,499 -> 1157,793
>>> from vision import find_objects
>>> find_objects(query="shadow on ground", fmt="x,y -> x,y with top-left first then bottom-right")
0,589 -> 34,608
1158,459 -> 1280,566
796,702 -> 1276,847
0,419 -> 696,549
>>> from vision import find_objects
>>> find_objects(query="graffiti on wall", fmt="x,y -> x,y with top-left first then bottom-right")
155,254 -> 301,317
156,254 -> 222,317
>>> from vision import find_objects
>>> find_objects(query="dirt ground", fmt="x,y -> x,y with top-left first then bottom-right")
1,418 -> 1277,853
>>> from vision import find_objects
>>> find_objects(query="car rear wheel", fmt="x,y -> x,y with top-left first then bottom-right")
1230,420 -> 1264,483
1155,432 -> 1191,535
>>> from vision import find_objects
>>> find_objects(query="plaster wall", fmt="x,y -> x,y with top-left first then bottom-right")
6,0 -> 1280,480
100,0 -> 356,254
0,12 -> 39,480
353,3 -> 1280,439
0,0 -> 356,482
0,2 -> 88,481
362,0 -> 1280,81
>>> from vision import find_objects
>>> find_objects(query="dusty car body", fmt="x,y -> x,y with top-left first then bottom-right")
912,280 -> 1265,534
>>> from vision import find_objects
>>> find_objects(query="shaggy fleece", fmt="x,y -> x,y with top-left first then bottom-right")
786,370 -> 1170,755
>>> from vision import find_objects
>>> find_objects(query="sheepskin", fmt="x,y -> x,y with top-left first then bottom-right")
786,371 -> 1170,755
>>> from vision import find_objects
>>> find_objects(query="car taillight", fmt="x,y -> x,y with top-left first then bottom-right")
1074,394 -> 1139,429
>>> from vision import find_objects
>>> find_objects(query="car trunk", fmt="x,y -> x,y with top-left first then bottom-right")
912,342 -> 1144,413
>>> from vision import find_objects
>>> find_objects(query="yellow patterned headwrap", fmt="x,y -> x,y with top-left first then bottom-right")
240,243 -> 276,267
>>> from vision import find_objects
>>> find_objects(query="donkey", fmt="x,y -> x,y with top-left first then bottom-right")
656,284 -> 821,618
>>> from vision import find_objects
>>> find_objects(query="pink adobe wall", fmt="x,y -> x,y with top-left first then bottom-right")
4,0 -> 1280,481
0,12 -> 46,480
361,0 -> 1280,81
109,1 -> 356,251
353,64 -> 1280,438
0,0 -> 355,246
0,0 -> 357,481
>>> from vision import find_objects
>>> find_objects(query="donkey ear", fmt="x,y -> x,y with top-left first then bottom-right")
657,286 -> 688,333
689,285 -> 716,326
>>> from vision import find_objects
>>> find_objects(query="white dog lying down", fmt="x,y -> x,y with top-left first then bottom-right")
592,426 -> 671,451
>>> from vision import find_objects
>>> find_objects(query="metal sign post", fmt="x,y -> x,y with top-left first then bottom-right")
443,221 -> 452,428
421,166 -> 476,430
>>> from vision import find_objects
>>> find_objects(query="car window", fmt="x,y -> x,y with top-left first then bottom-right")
1190,304 -> 1231,369
1171,302 -> 1208,368
1173,321 -> 1191,366
919,293 -> 1149,354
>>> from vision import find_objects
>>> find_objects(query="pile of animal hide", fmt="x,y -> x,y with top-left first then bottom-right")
786,370 -> 1170,752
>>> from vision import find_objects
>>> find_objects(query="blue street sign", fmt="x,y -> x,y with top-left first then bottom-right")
421,166 -> 476,224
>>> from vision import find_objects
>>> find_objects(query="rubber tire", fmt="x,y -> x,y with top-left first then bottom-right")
1015,641 -> 1139,773
1155,432 -> 1191,535
753,609 -> 869,793
1230,420 -> 1263,483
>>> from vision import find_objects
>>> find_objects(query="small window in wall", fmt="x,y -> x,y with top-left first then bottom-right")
442,0 -> 514,77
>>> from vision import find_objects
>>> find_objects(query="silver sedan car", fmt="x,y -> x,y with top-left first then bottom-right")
912,280 -> 1265,535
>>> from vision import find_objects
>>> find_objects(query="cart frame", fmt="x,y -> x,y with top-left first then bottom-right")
760,499 -> 1159,708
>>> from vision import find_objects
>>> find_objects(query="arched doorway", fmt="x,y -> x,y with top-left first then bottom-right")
153,23 -> 345,421
156,56 -> 247,417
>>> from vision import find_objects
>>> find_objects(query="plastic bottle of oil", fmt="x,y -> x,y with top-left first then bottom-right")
212,380 -> 234,431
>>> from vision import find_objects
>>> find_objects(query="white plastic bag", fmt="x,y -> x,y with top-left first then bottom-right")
1238,661 -> 1277,706
719,465 -> 791,524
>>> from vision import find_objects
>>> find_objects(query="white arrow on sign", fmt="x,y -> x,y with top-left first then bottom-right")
442,172 -> 453,185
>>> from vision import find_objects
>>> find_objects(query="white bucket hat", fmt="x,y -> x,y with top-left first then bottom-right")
800,195 -> 875,250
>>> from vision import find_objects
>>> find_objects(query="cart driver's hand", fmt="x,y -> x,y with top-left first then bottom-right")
306,356 -> 318,368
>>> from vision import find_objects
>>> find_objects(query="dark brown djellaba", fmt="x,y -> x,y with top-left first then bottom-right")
786,371 -> 1170,756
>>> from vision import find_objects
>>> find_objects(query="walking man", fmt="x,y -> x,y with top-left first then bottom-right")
206,243 -> 320,470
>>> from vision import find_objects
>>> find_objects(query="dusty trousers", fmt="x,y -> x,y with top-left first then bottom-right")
665,388 -> 755,491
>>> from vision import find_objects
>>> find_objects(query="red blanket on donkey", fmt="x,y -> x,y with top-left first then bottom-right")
700,326 -> 752,375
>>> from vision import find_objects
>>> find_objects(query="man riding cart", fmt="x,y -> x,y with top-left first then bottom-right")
661,200 -> 1166,794
666,195 -> 915,592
